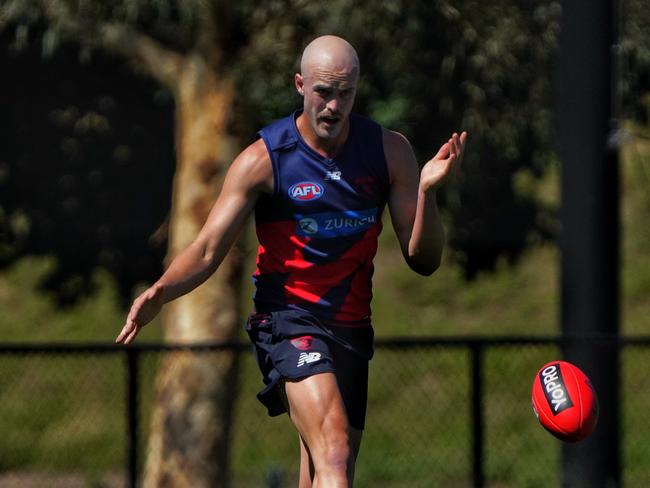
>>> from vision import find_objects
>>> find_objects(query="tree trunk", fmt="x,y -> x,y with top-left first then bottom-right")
143,54 -> 243,488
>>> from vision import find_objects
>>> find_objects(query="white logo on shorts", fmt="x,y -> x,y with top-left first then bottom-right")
297,352 -> 322,367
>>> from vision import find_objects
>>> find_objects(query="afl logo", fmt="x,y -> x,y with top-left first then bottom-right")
289,182 -> 324,201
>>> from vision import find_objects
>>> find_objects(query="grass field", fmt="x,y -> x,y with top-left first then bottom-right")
0,129 -> 648,485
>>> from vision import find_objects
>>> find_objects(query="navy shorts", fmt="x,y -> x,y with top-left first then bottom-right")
245,309 -> 374,430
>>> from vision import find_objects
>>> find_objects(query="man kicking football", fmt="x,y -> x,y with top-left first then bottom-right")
116,35 -> 467,487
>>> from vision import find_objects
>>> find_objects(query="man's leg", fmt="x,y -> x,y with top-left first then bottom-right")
284,372 -> 357,488
298,436 -> 315,488
298,427 -> 363,488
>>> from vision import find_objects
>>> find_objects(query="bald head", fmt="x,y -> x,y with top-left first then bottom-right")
295,36 -> 360,146
300,35 -> 360,80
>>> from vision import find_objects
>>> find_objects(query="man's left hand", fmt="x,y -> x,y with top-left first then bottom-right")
420,131 -> 468,192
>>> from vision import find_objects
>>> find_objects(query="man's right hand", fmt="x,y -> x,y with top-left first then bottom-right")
115,283 -> 165,344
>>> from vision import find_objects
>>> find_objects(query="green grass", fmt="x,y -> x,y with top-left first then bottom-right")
0,129 -> 649,485
0,258 -> 163,343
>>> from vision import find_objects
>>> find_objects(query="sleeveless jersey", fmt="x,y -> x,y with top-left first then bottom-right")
253,111 -> 390,325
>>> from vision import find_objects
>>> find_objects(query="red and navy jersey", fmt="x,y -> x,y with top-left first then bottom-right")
253,111 -> 390,325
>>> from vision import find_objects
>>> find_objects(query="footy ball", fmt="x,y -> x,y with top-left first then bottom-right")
531,360 -> 599,442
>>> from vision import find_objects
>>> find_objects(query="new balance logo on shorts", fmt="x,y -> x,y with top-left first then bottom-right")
297,352 -> 322,367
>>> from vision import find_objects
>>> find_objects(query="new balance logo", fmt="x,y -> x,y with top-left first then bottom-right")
297,352 -> 322,367
325,171 -> 342,181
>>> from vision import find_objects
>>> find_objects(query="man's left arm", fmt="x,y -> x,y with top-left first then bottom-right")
384,129 -> 467,275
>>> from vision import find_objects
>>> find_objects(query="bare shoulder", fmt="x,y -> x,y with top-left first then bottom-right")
227,138 -> 274,195
382,128 -> 418,184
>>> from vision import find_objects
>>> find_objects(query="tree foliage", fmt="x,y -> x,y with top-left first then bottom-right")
621,0 -> 650,122
0,31 -> 175,303
1,0 -> 648,301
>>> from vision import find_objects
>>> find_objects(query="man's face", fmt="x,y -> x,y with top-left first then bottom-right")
296,67 -> 358,140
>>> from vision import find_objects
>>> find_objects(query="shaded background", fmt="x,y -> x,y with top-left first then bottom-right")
1,0 -> 567,303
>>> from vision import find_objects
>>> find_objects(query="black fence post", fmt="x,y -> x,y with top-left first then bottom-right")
557,0 -> 621,484
126,348 -> 140,488
470,343 -> 484,488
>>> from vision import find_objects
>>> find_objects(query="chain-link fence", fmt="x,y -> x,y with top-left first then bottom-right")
0,338 -> 647,487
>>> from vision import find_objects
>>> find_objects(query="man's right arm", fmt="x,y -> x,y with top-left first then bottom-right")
115,139 -> 273,344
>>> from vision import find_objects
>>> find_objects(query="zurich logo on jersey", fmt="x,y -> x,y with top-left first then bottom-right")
288,181 -> 324,201
295,208 -> 378,238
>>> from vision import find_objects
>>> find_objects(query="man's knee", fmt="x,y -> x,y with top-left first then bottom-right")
314,413 -> 352,471
284,373 -> 355,476
324,430 -> 351,467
